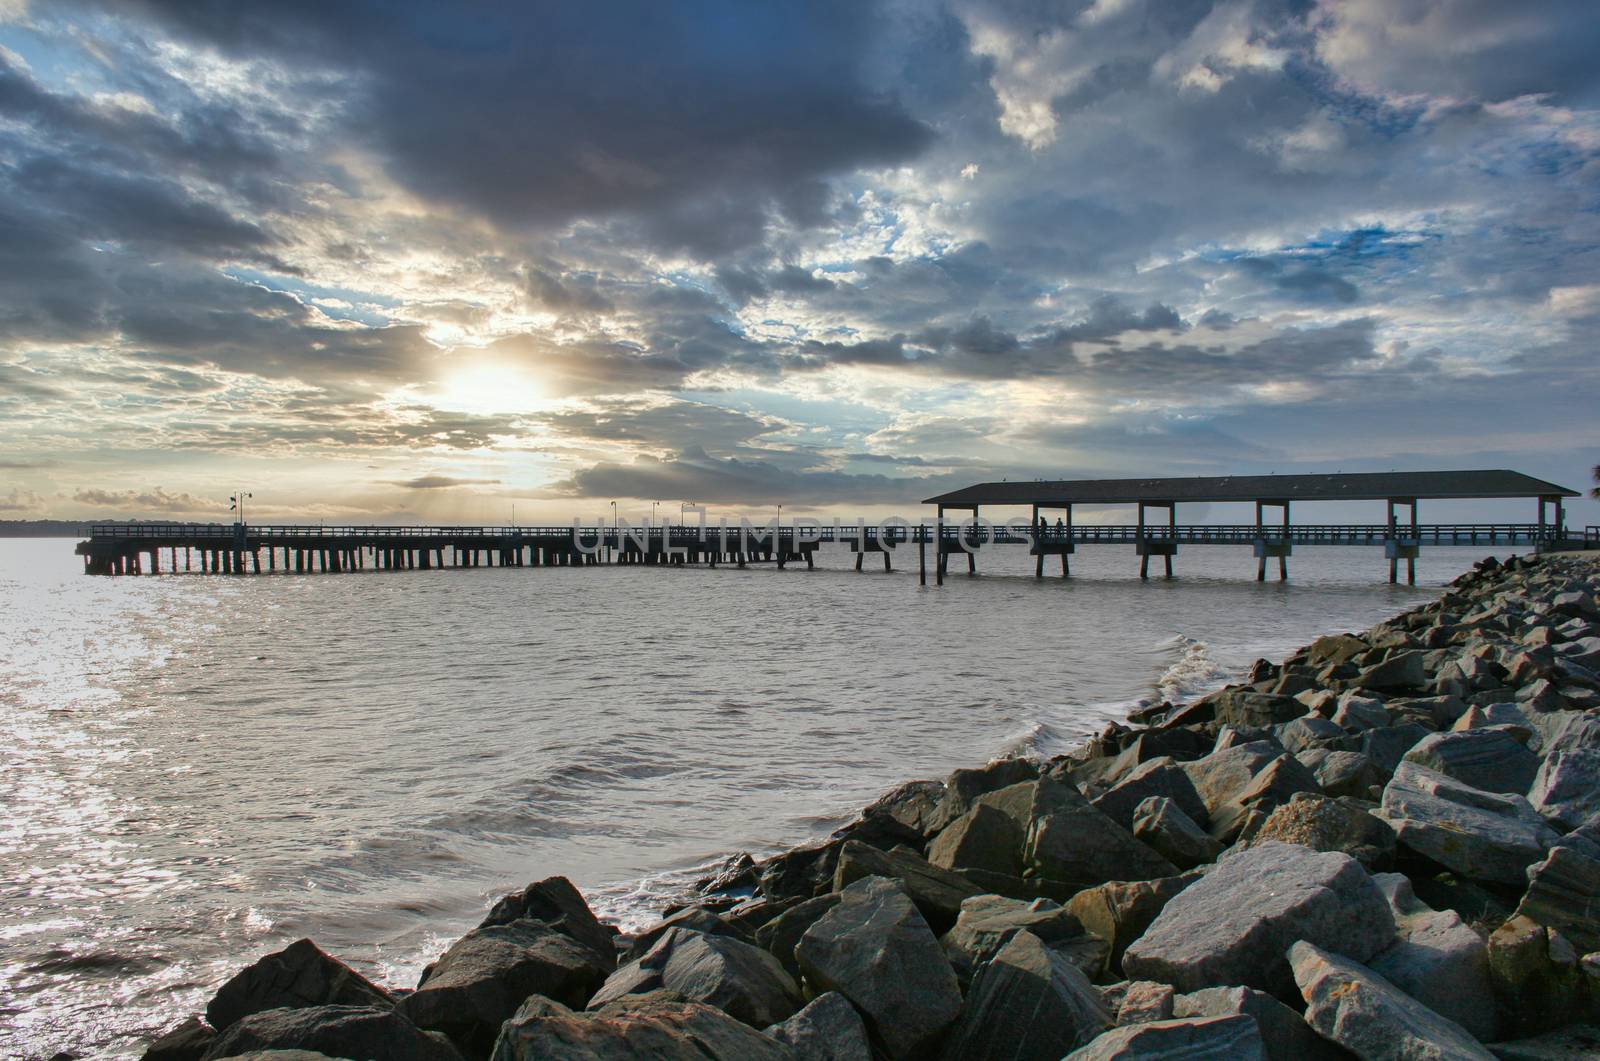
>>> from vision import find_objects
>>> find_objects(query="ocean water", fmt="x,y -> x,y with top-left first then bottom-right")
0,535 -> 1503,1058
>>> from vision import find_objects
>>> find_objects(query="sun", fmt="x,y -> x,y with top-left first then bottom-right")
428,360 -> 545,415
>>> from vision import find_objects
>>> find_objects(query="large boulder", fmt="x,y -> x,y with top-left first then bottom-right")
1066,873 -> 1198,978
1367,873 -> 1498,1042
832,841 -> 980,933
863,779 -> 947,838
941,893 -> 1085,983
587,927 -> 800,1028
1063,1015 -> 1267,1060
1089,758 -> 1208,830
940,930 -> 1113,1061
1360,723 -> 1434,773
755,894 -> 840,982
1180,742 -> 1281,821
1514,845 -> 1600,955
1401,729 -> 1539,795
199,1005 -> 462,1061
979,779 -> 1178,893
1207,755 -> 1322,841
622,907 -> 752,963
490,991 -> 791,1060
1131,796 -> 1223,870
927,802 -> 1024,880
1376,761 -> 1561,885
141,1016 -> 216,1061
480,876 -> 617,962
1205,688 -> 1308,729
1289,941 -> 1496,1061
1122,842 -> 1394,1000
794,877 -> 961,1060
1296,748 -> 1389,799
1528,750 -> 1600,831
763,992 -> 870,1061
930,758 -> 1040,831
205,939 -> 396,1033
1171,986 -> 1338,1061
1247,792 -> 1396,868
399,918 -> 613,1056
1354,651 -> 1430,693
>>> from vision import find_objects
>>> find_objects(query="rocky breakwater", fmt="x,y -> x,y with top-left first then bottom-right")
134,552 -> 1600,1061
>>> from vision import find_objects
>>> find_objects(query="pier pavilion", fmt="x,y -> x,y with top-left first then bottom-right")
924,468 -> 1580,585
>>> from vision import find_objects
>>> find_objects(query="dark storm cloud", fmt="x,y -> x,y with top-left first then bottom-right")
110,1 -> 934,252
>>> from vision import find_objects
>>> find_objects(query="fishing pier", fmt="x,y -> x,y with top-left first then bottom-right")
75,469 -> 1583,586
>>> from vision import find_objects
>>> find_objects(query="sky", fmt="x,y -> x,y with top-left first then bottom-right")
0,0 -> 1596,526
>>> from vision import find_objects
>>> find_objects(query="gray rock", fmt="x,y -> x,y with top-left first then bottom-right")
1248,792 -> 1396,868
1332,693 -> 1392,732
1368,873 -> 1499,1042
1091,758 -> 1209,830
1063,1015 -> 1267,1060
491,992 -> 791,1060
1376,761 -> 1561,885
1207,688 -> 1309,729
200,1006 -> 462,1061
1116,980 -> 1175,1025
215,1052 -> 342,1060
1451,702 -> 1535,740
832,841 -> 980,934
1361,723 -> 1434,773
979,779 -> 1178,892
1208,754 -> 1322,842
795,876 -> 961,1060
1180,742 -> 1282,821
764,992 -> 870,1061
1526,711 -> 1600,755
1278,716 -> 1349,753
1515,845 -> 1600,955
931,758 -> 1040,831
1122,842 -> 1394,1000
1172,985 -> 1337,1061
622,906 -> 752,963
588,927 -> 800,1028
1355,651 -> 1430,693
1528,750 -> 1600,831
1290,941 -> 1496,1061
927,802 -> 1024,880
1067,874 -> 1199,978
1131,796 -> 1223,870
480,876 -> 617,962
141,1016 -> 216,1061
756,893 -> 840,982
1402,729 -> 1539,795
863,779 -> 947,838
941,893 -> 1085,983
205,939 -> 396,1033
940,930 -> 1112,1061
1487,1025 -> 1600,1060
401,920 -> 610,1056
1296,748 -> 1390,799
1489,916 -> 1592,1039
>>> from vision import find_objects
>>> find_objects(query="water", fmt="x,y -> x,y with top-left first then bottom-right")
0,536 -> 1499,1058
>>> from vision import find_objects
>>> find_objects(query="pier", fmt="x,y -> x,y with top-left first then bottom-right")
75,469 -> 1583,585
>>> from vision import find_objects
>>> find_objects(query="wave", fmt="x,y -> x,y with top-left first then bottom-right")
1156,634 -> 1229,704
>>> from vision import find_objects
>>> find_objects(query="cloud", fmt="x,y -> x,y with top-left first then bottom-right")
0,488 -> 45,512
71,487 -> 218,513
388,475 -> 503,490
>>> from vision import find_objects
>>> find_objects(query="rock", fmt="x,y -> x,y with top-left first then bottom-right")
1122,842 -> 1394,1000
1297,748 -> 1389,799
1451,702 -> 1534,741
622,906 -> 752,963
480,876 -> 617,962
1289,941 -> 1496,1060
1208,754 -> 1322,842
941,893 -> 1086,983
725,896 -> 802,936
1527,711 -> 1600,756
1401,729 -> 1540,795
1360,723 -> 1433,773
980,779 -> 1179,892
755,893 -> 840,982
1116,981 -> 1174,1025
1515,845 -> 1600,955
1488,1025 -> 1600,1060
588,927 -> 800,1029
1486,916 -> 1589,1041
1376,761 -> 1561,885
697,853 -> 759,896
141,1016 -> 215,1061
199,1006 -> 462,1061
1172,985 -> 1337,1061
215,1052 -> 342,1060
1248,792 -> 1396,868
1180,742 -> 1281,822
1517,678 -> 1568,714
1067,873 -> 1198,978
1278,716 -> 1349,753
1090,758 -> 1208,831
1528,750 -> 1600,831
491,991 -> 791,1060
940,930 -> 1113,1061
832,841 -> 979,934
1213,725 -> 1281,753
1355,651 -> 1430,693
1206,688 -> 1308,729
927,803 -> 1024,880
1131,796 -> 1223,870
205,939 -> 397,1033
764,992 -> 870,1061
1332,693 -> 1391,732
794,877 -> 961,1060
1309,633 -> 1369,668
1368,872 -> 1499,1042
399,918 -> 613,1055
863,779 -> 946,838
931,758 -> 1040,831
1063,1015 -> 1267,1060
